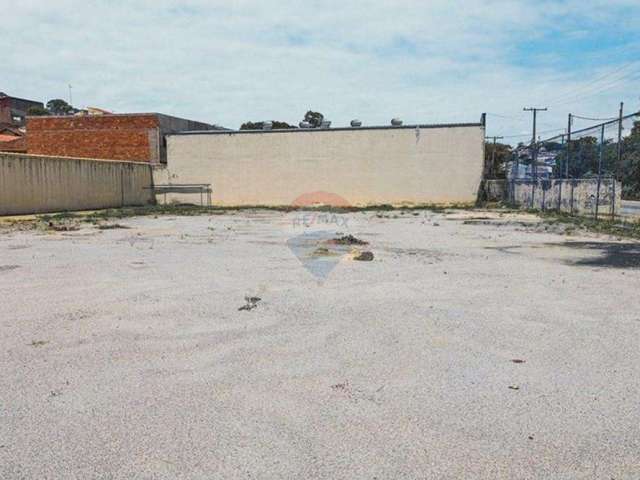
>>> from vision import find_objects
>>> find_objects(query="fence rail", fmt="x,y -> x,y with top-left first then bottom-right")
510,177 -> 619,219
500,109 -> 640,219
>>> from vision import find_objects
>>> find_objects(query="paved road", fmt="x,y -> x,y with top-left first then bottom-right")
621,199 -> 640,217
1,210 -> 640,479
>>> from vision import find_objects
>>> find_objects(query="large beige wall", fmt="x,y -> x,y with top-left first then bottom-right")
159,125 -> 484,206
0,153 -> 154,215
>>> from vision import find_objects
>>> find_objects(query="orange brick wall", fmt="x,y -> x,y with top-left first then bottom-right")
0,136 -> 27,153
27,115 -> 160,163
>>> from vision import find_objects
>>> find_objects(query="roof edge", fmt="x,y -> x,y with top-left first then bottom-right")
0,94 -> 43,105
0,151 -> 154,166
169,122 -> 483,136
28,112 -> 166,119
26,112 -> 219,126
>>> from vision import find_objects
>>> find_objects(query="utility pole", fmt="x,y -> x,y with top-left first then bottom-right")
523,107 -> 548,180
566,113 -> 572,178
485,136 -> 504,178
616,102 -> 624,172
68,84 -> 73,107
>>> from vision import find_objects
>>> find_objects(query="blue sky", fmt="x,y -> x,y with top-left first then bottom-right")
2,0 -> 639,142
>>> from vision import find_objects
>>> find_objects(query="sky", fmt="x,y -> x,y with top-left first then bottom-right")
3,0 -> 640,143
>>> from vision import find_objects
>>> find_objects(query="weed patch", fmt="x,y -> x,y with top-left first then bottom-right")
539,211 -> 640,240
96,223 -> 130,230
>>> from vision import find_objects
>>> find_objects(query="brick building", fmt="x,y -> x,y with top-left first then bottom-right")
27,113 -> 221,164
0,92 -> 43,128
0,126 -> 27,153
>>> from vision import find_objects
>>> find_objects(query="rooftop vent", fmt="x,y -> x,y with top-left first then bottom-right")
391,118 -> 403,126
350,119 -> 362,127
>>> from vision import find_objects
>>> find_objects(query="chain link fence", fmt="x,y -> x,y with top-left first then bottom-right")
503,110 -> 640,219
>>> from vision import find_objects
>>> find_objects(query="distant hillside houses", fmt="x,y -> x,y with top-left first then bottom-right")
507,145 -> 558,179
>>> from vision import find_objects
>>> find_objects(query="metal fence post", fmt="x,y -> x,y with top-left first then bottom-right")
531,180 -> 535,210
558,179 -> 562,211
595,124 -> 605,220
558,135 -> 564,210
611,178 -> 616,218
511,152 -> 519,205
570,181 -> 575,215
617,103 -> 624,171
613,102 -> 624,220
566,114 -> 572,178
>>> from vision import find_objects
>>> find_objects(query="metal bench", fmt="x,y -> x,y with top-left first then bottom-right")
148,184 -> 212,206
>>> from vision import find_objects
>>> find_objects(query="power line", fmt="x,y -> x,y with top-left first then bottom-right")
542,60 -> 640,106
495,109 -> 640,144
485,112 -> 527,121
549,76 -> 640,108
524,107 -> 548,179
499,128 -> 565,139
486,112 -> 560,132
572,114 -> 618,122
545,68 -> 640,108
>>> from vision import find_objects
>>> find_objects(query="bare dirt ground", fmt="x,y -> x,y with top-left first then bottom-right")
1,209 -> 639,479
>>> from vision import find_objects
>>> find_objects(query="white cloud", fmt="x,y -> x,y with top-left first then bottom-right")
2,0 -> 638,139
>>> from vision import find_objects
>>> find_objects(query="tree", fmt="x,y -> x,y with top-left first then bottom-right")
553,136 -> 599,178
484,142 -> 512,178
46,99 -> 74,116
239,120 -> 296,130
303,110 -> 324,128
27,105 -> 50,116
543,121 -> 640,199
620,121 -> 640,199
240,121 -> 261,130
271,120 -> 295,129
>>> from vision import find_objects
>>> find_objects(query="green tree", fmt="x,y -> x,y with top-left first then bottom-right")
484,142 -> 512,178
619,120 -> 640,199
555,136 -> 599,178
549,121 -> 640,199
303,110 -> 324,128
46,99 -> 74,115
27,105 -> 50,116
239,120 -> 295,130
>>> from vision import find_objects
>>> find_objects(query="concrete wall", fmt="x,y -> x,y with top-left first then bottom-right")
483,178 -> 622,217
0,153 -> 154,216
479,179 -> 507,202
156,114 -> 220,164
158,124 -> 484,206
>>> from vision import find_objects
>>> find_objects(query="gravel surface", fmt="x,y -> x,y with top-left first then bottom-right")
1,209 -> 639,479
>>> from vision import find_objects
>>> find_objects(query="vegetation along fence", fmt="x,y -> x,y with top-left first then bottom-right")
485,109 -> 640,219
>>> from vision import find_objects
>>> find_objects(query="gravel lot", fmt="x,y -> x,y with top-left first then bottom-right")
1,209 -> 639,479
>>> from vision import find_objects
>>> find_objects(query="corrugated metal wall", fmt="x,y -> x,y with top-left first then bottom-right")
0,153 -> 154,215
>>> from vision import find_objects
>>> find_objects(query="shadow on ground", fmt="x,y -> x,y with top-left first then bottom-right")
551,241 -> 640,269
486,241 -> 640,269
